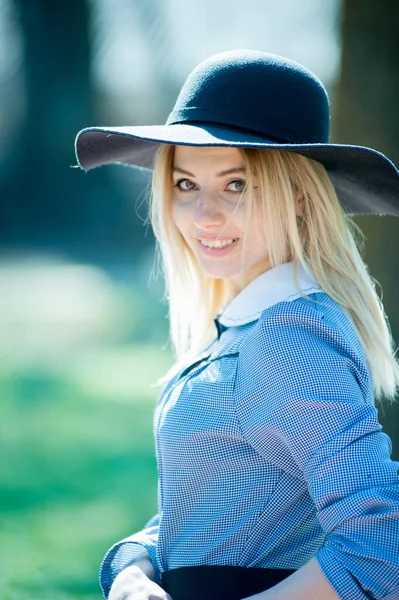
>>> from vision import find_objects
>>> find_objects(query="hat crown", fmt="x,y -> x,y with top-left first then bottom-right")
167,50 -> 330,144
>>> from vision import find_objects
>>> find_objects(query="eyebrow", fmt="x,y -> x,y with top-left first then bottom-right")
172,166 -> 246,177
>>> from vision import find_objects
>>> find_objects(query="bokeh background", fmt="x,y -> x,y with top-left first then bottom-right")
0,1 -> 398,598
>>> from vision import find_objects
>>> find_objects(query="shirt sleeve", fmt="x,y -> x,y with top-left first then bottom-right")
234,299 -> 399,600
99,513 -> 160,598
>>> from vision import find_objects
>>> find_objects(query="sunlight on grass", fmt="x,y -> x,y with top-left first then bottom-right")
70,345 -> 173,401
0,254 -> 172,599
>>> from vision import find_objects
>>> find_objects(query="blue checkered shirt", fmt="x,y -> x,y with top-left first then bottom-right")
100,261 -> 399,600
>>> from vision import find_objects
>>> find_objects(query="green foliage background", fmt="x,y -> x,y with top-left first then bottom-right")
1,341 -> 171,600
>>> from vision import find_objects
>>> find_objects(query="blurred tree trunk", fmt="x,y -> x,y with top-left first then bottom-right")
332,0 -> 399,454
0,0 -> 150,259
1,0 -> 91,243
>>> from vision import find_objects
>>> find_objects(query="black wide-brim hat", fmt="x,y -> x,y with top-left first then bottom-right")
75,50 -> 399,216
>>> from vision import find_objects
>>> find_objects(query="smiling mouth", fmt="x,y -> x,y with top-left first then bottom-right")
199,238 -> 239,249
197,238 -> 240,255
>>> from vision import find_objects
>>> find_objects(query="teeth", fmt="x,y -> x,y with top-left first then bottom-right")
200,238 -> 236,248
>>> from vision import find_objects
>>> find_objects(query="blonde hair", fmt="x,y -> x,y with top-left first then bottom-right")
149,144 -> 399,402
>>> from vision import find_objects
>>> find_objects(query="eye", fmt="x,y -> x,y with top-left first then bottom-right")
226,179 -> 246,193
174,178 -> 197,192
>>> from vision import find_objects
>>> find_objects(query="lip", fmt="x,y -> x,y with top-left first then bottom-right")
197,237 -> 239,256
197,236 -> 237,242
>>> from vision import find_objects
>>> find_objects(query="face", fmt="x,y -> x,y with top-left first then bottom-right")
171,145 -> 272,300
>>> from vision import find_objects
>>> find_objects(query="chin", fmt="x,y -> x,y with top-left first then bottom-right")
199,266 -> 239,280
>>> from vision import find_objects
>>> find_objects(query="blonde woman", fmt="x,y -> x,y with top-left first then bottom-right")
75,50 -> 399,600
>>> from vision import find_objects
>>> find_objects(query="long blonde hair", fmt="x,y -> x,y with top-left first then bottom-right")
149,144 -> 399,402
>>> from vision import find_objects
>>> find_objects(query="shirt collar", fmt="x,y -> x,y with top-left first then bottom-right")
216,260 -> 322,327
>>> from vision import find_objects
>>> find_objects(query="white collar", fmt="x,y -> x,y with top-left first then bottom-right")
217,261 -> 322,327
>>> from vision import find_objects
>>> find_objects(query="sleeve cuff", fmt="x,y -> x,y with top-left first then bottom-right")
316,547 -> 368,600
100,540 -> 161,598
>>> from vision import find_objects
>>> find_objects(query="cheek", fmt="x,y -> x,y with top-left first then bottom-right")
229,203 -> 247,232
172,202 -> 190,239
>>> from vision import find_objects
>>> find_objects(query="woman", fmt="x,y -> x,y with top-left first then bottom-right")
75,50 -> 399,600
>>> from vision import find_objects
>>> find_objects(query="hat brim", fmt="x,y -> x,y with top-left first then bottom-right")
75,123 -> 399,216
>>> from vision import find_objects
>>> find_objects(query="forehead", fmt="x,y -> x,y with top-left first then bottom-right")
173,145 -> 244,169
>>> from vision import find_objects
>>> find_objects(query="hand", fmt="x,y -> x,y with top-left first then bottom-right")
108,564 -> 173,600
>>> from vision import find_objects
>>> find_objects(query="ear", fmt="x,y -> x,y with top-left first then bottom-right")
295,189 -> 304,217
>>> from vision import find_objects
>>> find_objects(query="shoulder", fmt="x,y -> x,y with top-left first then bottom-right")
250,291 -> 358,348
236,292 -> 373,405
240,291 -> 365,364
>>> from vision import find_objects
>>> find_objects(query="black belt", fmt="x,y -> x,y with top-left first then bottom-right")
161,565 -> 295,600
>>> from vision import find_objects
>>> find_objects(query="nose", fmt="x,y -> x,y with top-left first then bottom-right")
192,191 -> 224,229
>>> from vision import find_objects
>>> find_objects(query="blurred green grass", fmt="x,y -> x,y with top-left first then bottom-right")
0,347 -> 172,600
0,255 -> 173,599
